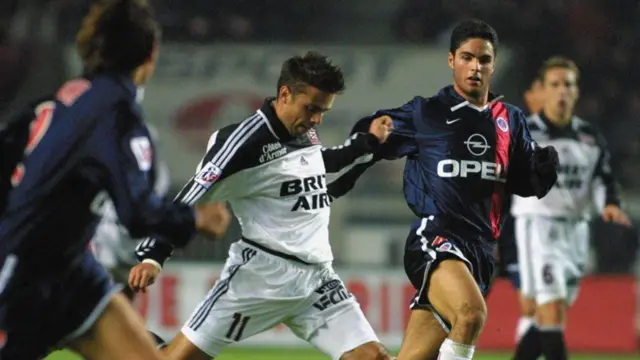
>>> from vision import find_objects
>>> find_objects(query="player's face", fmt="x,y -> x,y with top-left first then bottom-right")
542,67 -> 579,115
524,79 -> 545,114
448,38 -> 495,102
278,85 -> 335,136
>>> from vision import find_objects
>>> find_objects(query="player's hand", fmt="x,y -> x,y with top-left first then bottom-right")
601,204 -> 631,227
128,262 -> 161,293
195,202 -> 231,239
533,145 -> 559,173
369,115 -> 393,143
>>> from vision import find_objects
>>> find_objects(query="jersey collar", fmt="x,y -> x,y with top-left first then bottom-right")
437,85 -> 503,112
538,111 -> 576,134
259,97 -> 294,141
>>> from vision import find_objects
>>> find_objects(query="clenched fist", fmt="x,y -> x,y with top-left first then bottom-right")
128,262 -> 160,293
369,115 -> 393,144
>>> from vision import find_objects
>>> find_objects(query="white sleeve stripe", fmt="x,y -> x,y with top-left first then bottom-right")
184,186 -> 207,206
181,182 -> 203,205
326,153 -> 374,183
322,133 -> 359,151
209,114 -> 262,169
173,113 -> 264,207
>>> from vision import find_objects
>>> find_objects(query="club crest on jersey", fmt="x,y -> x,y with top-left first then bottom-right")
436,242 -> 453,252
130,136 -> 153,171
307,129 -> 321,145
496,117 -> 509,132
195,162 -> 222,188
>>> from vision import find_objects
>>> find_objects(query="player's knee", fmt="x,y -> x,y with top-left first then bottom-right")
452,302 -> 487,337
340,341 -> 393,360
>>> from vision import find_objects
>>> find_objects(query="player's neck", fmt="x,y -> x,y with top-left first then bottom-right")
542,108 -> 572,127
453,84 -> 488,107
272,99 -> 295,135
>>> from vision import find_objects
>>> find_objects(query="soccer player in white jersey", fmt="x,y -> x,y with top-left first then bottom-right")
510,56 -> 631,360
128,52 -> 395,360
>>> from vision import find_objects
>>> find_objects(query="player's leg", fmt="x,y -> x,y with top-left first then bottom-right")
399,233 -> 493,360
286,273 -> 392,360
162,243 -> 293,359
424,259 -> 486,360
68,292 -> 166,360
529,217 -> 572,360
394,308 -> 447,360
513,216 -> 543,359
535,219 -> 587,360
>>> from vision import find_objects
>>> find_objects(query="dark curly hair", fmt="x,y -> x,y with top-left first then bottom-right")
277,51 -> 346,95
76,0 -> 160,76
449,19 -> 499,56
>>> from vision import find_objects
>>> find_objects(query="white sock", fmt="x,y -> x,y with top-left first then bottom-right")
438,338 -> 475,359
515,316 -> 534,342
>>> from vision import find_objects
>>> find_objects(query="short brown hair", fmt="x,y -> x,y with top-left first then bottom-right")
76,0 -> 160,76
277,51 -> 346,95
536,56 -> 580,83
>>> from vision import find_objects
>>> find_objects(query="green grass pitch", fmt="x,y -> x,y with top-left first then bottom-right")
45,347 -> 639,359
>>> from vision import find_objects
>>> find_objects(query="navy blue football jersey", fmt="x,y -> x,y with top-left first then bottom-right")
0,74 -> 196,273
329,85 -> 556,246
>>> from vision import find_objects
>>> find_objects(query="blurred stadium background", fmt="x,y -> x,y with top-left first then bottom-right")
1,0 -> 638,358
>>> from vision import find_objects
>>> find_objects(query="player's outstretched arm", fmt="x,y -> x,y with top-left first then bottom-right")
327,101 -> 418,201
99,106 -> 198,247
321,115 -> 392,173
507,110 -> 559,199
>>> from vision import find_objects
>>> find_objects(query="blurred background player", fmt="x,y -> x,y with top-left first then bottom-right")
511,56 -> 631,360
129,52 -> 395,360
495,76 -> 546,344
0,0 -> 229,359
327,19 -> 559,360
91,125 -> 171,301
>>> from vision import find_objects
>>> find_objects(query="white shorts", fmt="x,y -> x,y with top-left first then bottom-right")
515,216 -> 589,306
181,241 -> 379,359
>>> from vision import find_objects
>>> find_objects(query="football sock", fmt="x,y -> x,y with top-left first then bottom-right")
438,338 -> 475,359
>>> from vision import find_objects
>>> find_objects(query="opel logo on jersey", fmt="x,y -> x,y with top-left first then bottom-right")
464,134 -> 490,156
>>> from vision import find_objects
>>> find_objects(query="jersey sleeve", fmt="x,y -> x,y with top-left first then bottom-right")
95,104 -> 196,248
592,132 -> 621,206
327,99 -> 418,200
135,116 -> 263,266
507,110 -> 557,198
321,132 -> 381,173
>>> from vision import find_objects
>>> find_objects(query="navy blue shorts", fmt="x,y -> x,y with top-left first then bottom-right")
403,230 -> 496,328
0,250 -> 120,360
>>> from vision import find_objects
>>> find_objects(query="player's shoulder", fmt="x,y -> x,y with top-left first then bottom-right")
500,102 -> 527,121
204,110 -> 271,154
571,115 -> 599,135
570,115 -> 605,145
523,113 -> 546,132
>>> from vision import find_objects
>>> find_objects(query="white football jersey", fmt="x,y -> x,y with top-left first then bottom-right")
136,99 -> 377,265
511,113 -> 619,218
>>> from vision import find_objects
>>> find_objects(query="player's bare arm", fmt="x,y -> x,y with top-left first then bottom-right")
195,202 -> 231,238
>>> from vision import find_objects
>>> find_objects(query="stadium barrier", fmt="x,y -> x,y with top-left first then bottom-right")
138,263 -> 637,353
